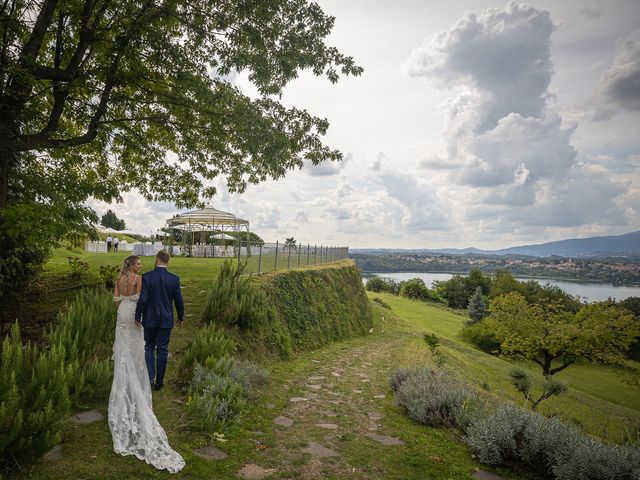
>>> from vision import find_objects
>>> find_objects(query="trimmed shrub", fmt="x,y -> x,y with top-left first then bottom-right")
201,261 -> 267,329
392,367 -> 478,428
45,288 -> 116,401
365,276 -> 400,294
399,278 -> 441,302
464,403 -> 640,480
462,319 -> 501,353
177,322 -> 235,380
0,323 -> 71,464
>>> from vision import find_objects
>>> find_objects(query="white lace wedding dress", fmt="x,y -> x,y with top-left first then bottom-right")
108,287 -> 185,473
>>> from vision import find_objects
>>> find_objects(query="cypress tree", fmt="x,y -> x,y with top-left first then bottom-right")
467,286 -> 488,326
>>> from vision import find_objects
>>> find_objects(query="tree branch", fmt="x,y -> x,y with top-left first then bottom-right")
549,359 -> 574,376
14,0 -> 164,151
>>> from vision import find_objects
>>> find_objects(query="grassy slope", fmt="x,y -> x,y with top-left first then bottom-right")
11,254 -> 638,479
369,292 -> 640,443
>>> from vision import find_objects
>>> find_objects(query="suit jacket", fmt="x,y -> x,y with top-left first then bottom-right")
135,266 -> 184,329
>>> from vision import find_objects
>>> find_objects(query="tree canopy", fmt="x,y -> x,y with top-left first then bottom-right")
0,0 -> 362,293
487,292 -> 639,376
100,209 -> 125,230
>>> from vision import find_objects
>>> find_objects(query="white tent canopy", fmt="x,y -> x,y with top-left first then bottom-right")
209,233 -> 236,240
166,205 -> 249,230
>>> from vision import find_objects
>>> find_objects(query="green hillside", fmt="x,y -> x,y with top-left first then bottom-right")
5,253 -> 638,479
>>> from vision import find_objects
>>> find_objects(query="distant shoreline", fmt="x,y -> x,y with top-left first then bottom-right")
361,270 -> 640,287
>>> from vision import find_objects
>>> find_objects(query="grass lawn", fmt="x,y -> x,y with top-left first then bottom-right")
8,255 -> 638,479
368,291 -> 640,443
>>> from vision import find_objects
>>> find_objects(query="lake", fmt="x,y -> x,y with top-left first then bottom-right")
362,272 -> 640,303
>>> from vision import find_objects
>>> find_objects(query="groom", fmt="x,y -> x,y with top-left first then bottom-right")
135,250 -> 185,391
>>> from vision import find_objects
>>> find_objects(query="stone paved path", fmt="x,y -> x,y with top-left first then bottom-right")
244,337 -> 411,479
234,330 -> 521,480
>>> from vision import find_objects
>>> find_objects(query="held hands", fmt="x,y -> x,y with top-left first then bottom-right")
135,320 -> 142,328
177,319 -> 184,328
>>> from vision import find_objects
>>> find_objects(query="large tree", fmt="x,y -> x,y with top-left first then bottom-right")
488,292 -> 639,376
100,209 -> 125,230
0,0 -> 362,292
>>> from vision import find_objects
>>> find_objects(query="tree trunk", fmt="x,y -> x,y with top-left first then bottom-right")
0,141 -> 13,209
0,112 -> 18,209
542,352 -> 553,376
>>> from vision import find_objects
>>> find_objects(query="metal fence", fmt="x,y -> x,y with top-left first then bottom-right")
184,240 -> 349,274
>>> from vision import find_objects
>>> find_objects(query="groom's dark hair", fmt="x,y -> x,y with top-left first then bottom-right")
156,250 -> 171,264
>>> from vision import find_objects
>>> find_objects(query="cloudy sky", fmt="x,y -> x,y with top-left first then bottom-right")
92,0 -> 640,249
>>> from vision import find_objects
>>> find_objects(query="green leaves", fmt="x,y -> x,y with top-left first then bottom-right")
1,0 -> 362,295
489,292 -> 640,376
3,0 -> 361,206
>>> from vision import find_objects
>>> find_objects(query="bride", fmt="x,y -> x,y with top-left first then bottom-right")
108,255 -> 185,473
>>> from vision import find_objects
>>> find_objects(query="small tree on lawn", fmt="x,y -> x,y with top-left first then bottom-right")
509,367 -> 567,411
488,293 -> 639,376
100,209 -> 126,230
466,286 -> 487,326
284,237 -> 297,250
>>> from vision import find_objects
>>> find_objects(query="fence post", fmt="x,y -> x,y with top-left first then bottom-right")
314,244 -> 317,264
287,244 -> 291,270
307,244 -> 310,266
258,243 -> 262,274
297,244 -> 301,267
237,235 -> 241,270
274,241 -> 279,271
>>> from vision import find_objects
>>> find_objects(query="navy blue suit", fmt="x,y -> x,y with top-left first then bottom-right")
135,266 -> 184,386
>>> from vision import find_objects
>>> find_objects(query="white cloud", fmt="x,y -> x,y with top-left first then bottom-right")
252,205 -> 282,230
88,190 -> 176,234
406,1 -> 555,131
592,29 -> 640,119
405,1 -> 633,236
85,1 -> 640,249
303,152 -> 352,176
576,3 -> 603,19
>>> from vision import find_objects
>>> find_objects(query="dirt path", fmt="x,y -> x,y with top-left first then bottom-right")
232,323 -> 518,480
259,336 -> 407,479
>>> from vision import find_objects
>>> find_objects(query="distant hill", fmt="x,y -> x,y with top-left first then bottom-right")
493,231 -> 640,257
352,231 -> 640,258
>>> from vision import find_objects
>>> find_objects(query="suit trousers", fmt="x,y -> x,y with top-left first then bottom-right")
143,327 -> 172,385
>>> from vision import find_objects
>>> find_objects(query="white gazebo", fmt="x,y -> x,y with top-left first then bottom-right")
165,205 -> 251,257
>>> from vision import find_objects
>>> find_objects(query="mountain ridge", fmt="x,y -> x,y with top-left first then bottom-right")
352,230 -> 640,258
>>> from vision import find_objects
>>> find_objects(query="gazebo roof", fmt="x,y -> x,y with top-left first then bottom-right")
166,205 -> 249,228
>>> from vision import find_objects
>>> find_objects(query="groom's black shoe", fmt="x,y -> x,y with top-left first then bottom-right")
154,382 -> 164,391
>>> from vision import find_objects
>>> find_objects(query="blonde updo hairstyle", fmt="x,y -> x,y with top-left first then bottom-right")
119,255 -> 141,280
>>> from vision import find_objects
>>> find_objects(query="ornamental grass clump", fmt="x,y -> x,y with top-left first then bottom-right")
390,366 -> 478,428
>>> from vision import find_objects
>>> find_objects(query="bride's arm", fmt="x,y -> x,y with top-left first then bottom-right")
113,280 -> 121,306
